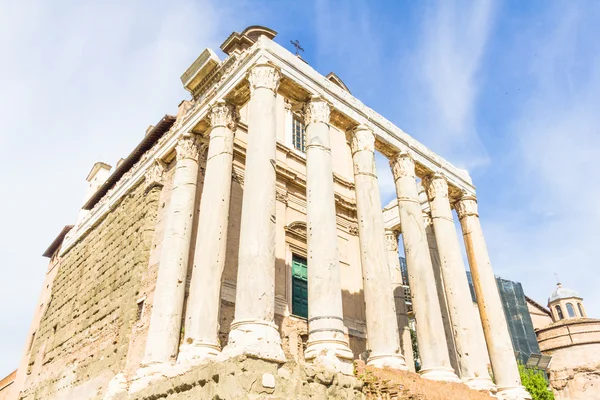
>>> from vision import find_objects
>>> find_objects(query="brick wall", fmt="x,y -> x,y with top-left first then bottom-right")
20,181 -> 159,400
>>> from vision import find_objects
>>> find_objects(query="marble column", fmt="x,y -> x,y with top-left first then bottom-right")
222,64 -> 285,362
179,101 -> 238,362
423,175 -> 495,391
142,134 -> 202,365
456,196 -> 531,400
303,96 -> 353,373
389,152 -> 459,381
349,126 -> 407,370
384,229 -> 416,372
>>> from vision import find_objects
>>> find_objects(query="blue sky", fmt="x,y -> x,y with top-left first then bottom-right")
1,0 -> 599,378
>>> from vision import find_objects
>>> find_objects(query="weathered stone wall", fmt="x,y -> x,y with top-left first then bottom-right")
20,181 -> 160,400
116,356 -> 364,400
545,343 -> 600,400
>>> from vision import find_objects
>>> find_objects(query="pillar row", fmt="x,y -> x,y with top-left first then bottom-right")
303,96 -> 353,374
179,101 -> 238,362
384,229 -> 415,372
350,126 -> 407,370
222,63 -> 285,362
423,175 -> 495,391
456,196 -> 531,400
389,152 -> 459,382
142,134 -> 203,365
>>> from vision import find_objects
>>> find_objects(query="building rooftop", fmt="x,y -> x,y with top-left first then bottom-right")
548,283 -> 582,304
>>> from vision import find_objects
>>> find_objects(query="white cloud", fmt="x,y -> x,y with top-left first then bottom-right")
484,3 -> 600,312
0,0 -> 236,378
409,0 -> 495,169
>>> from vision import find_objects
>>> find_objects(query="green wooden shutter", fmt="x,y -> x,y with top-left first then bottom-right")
291,255 -> 308,318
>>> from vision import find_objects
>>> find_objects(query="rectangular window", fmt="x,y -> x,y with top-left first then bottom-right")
292,117 -> 306,153
136,299 -> 145,321
28,331 -> 36,353
291,254 -> 308,318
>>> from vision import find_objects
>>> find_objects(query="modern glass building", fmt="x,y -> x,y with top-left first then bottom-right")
465,271 -> 541,364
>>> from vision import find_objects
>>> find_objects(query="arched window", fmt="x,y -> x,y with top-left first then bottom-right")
566,303 -> 576,318
578,303 -> 585,317
555,305 -> 564,320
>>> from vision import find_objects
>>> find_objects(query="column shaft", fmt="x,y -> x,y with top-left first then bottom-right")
456,196 -> 531,399
350,126 -> 407,370
303,97 -> 353,374
385,229 -> 415,372
180,101 -> 238,361
143,134 -> 202,364
223,64 -> 285,361
424,175 -> 495,391
390,152 -> 458,381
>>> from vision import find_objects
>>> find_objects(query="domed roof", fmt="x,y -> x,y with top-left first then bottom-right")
548,283 -> 582,303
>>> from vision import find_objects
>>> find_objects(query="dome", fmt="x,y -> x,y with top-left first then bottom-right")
548,283 -> 582,303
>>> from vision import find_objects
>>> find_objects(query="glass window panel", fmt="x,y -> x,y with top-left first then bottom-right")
566,303 -> 576,318
555,305 -> 564,320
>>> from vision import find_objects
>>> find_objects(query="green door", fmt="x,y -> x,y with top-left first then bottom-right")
291,255 -> 308,318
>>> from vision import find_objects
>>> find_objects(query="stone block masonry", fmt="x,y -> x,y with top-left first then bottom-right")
20,181 -> 159,400
113,356 -> 365,400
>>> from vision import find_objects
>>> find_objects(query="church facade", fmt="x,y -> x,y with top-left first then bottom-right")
13,26 -> 530,400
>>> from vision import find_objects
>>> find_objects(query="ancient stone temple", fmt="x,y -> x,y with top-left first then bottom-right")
13,26 -> 531,400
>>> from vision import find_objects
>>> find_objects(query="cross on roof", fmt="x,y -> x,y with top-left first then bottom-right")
290,40 -> 304,56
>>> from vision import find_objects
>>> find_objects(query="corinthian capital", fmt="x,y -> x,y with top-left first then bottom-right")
248,64 -> 281,94
175,134 -> 202,162
209,101 -> 238,130
304,96 -> 330,125
422,173 -> 449,201
347,125 -> 375,155
455,195 -> 479,219
384,229 -> 399,252
389,152 -> 415,180
144,160 -> 165,192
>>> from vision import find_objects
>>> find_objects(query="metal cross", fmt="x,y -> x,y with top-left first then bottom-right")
290,40 -> 304,56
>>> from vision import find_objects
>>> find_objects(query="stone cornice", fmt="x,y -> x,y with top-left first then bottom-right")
251,36 -> 475,195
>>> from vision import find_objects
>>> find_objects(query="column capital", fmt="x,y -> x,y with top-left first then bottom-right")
208,101 -> 238,130
390,152 -> 416,180
304,96 -> 330,126
144,160 -> 165,193
455,195 -> 479,219
422,212 -> 433,227
347,125 -> 375,155
248,64 -> 281,94
422,173 -> 449,202
384,229 -> 399,252
175,134 -> 203,162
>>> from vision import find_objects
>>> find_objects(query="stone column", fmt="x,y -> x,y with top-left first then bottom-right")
384,229 -> 415,372
142,134 -> 202,365
349,126 -> 407,370
222,64 -> 285,361
389,152 -> 459,381
423,175 -> 495,391
456,195 -> 531,399
179,101 -> 238,362
303,97 -> 354,374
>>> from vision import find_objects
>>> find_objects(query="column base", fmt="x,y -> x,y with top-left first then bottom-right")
367,353 -> 409,371
178,340 -> 221,363
103,372 -> 128,400
464,376 -> 496,392
221,318 -> 286,362
305,332 -> 354,375
496,385 -> 532,400
419,366 -> 461,382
